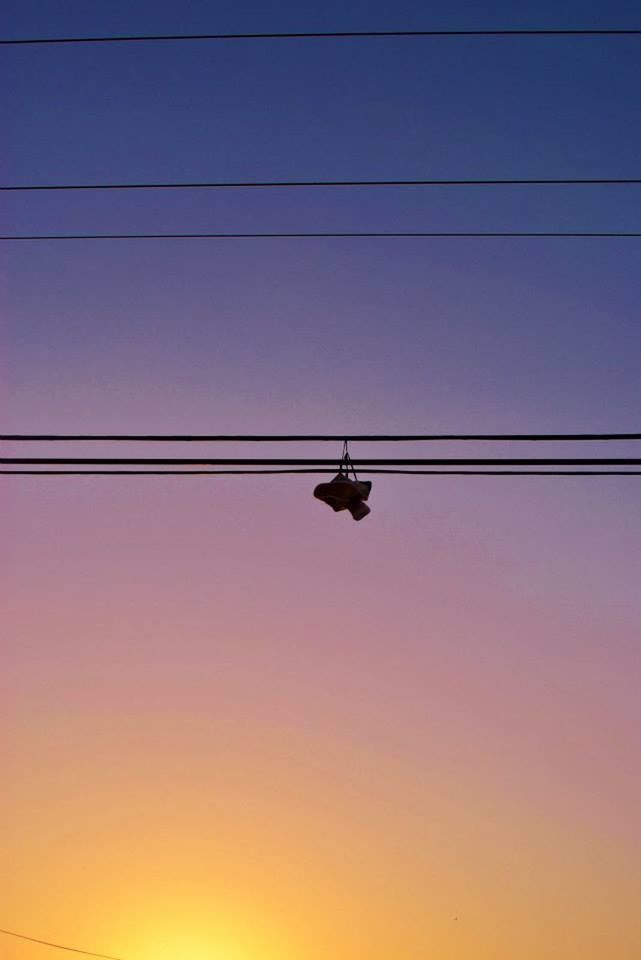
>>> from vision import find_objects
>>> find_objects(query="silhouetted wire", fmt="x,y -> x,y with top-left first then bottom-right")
3,178 -> 641,191
2,458 -> 641,466
2,469 -> 640,477
2,232 -> 641,241
0,928 -> 122,960
2,29 -> 641,45
2,432 -> 639,442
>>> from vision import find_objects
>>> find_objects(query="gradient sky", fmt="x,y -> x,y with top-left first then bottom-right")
2,2 -> 641,959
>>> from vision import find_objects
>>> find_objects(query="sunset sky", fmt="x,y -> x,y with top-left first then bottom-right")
2,2 -> 641,959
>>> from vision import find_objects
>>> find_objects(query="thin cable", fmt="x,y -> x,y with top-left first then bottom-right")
2,29 -> 641,46
1,469 -> 640,476
0,928 -> 122,960
2,458 -> 641,466
2,232 -> 640,241
2,432 -> 639,442
0,469 -> 344,475
3,177 -> 641,191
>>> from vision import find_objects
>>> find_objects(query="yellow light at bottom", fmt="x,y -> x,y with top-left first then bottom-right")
134,933 -> 251,960
122,909 -> 285,960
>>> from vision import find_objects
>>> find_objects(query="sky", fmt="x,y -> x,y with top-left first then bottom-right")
1,2 -> 640,959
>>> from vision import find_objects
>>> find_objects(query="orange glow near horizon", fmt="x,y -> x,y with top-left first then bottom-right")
4,474 -> 640,959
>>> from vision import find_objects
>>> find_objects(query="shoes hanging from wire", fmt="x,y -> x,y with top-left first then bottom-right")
313,441 -> 372,521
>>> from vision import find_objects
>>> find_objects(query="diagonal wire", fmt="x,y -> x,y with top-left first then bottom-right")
2,177 -> 641,191
1,29 -> 641,46
0,928 -> 123,960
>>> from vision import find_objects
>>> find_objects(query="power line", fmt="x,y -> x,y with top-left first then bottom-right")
2,433 -> 640,442
3,177 -> 641,192
2,29 -> 641,46
2,469 -> 640,477
2,458 -> 641,466
2,232 -> 640,241
0,928 -> 122,960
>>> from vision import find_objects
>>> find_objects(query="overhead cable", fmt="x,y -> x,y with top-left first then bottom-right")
2,432 -> 640,442
2,29 -> 641,46
2,469 -> 640,477
2,177 -> 640,191
0,928 -> 122,960
2,458 -> 641,466
2,231 -> 640,241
